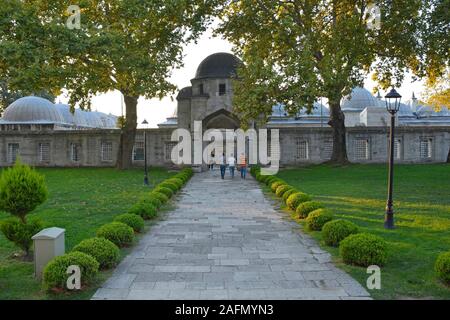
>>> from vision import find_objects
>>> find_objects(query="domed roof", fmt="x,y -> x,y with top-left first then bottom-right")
176,87 -> 192,100
195,53 -> 241,79
55,103 -> 75,125
3,96 -> 63,123
398,103 -> 414,116
342,87 -> 383,110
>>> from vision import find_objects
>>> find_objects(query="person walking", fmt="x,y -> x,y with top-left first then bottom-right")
209,151 -> 215,171
219,153 -> 226,179
239,153 -> 247,179
227,154 -> 236,179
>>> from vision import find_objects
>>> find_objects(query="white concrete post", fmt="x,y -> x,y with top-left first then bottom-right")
31,227 -> 65,279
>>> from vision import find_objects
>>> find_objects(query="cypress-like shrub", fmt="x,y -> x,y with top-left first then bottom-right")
0,217 -> 43,257
435,252 -> 450,284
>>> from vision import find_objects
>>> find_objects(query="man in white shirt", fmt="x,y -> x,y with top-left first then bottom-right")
227,154 -> 236,178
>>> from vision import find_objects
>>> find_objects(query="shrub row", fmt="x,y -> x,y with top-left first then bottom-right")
42,168 -> 194,291
250,166 -> 389,268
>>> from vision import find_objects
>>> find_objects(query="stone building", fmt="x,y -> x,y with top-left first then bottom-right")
1,52 -> 449,169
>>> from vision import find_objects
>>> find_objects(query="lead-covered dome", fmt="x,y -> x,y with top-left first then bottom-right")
3,96 -> 63,123
195,53 -> 241,79
342,87 -> 383,110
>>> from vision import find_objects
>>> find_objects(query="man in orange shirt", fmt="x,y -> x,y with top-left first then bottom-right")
239,153 -> 247,179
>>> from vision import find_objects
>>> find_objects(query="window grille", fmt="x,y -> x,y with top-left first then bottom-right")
354,139 -> 369,160
39,143 -> 50,162
7,143 -> 19,163
101,141 -> 113,162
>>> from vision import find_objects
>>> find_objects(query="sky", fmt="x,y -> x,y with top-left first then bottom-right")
57,27 -> 425,128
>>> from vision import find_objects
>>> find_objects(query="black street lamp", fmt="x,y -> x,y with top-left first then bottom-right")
384,88 -> 402,229
142,119 -> 149,186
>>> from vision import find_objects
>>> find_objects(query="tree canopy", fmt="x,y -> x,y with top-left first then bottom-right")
218,0 -> 448,163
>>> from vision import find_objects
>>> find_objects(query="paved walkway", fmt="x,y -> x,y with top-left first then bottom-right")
93,170 -> 370,300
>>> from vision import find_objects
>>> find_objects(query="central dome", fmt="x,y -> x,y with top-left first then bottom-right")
195,53 -> 241,79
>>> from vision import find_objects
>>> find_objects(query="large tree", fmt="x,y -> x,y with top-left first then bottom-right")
218,0 -> 439,163
1,0 -> 217,168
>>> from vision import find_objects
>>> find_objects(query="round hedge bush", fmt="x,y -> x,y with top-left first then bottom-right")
96,222 -> 134,247
339,233 -> 388,267
435,252 -> 450,284
43,251 -> 99,291
150,191 -> 169,204
153,186 -> 173,198
276,185 -> 293,198
322,220 -> 359,247
128,201 -> 158,220
282,189 -> 298,203
174,174 -> 188,184
296,201 -> 325,219
166,178 -> 184,189
259,175 -> 269,184
271,181 -> 286,193
265,176 -> 279,186
158,182 -> 178,193
114,213 -> 145,233
306,209 -> 334,231
255,172 -> 262,181
286,192 -> 312,211
72,237 -> 119,269
143,195 -> 162,209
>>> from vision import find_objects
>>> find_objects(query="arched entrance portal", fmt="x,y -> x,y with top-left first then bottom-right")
201,109 -> 242,171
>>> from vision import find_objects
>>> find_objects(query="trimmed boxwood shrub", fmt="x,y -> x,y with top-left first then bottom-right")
286,192 -> 312,211
174,174 -> 188,184
340,233 -> 388,267
72,237 -> 119,269
0,217 -> 43,257
159,181 -> 178,193
265,176 -> 279,186
296,201 -> 325,219
114,213 -> 145,233
271,180 -> 286,193
166,178 -> 184,189
153,186 -> 173,198
150,191 -> 169,204
322,220 -> 359,247
276,185 -> 293,198
96,222 -> 134,247
143,195 -> 162,209
306,209 -> 334,231
435,252 -> 450,284
128,201 -> 158,220
43,251 -> 99,291
282,189 -> 298,203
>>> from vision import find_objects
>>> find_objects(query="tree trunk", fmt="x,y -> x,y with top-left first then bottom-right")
327,101 -> 349,164
447,147 -> 450,163
117,95 -> 138,169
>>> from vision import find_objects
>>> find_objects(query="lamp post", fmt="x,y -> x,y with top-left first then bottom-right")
142,119 -> 149,186
384,88 -> 402,229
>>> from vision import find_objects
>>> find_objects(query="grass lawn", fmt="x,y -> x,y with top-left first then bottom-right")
275,164 -> 450,300
0,167 -> 174,300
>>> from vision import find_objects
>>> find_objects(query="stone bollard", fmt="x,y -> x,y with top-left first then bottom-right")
32,227 -> 65,279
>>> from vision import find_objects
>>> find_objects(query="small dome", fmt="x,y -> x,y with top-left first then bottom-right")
416,105 -> 435,117
398,103 -> 414,116
342,87 -> 383,110
177,87 -> 192,100
3,96 -> 63,123
272,104 -> 286,117
55,103 -> 75,125
195,53 -> 241,79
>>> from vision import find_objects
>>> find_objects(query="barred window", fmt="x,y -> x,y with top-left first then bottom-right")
101,141 -> 113,162
39,143 -> 50,162
355,139 -> 369,160
70,143 -> 81,162
267,140 -> 280,158
323,140 -> 333,159
420,138 -> 432,159
165,141 -> 177,161
133,141 -> 145,161
393,139 -> 401,160
296,139 -> 309,160
7,143 -> 19,163
219,84 -> 226,96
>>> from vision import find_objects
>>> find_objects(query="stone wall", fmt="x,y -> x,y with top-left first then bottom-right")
0,126 -> 448,168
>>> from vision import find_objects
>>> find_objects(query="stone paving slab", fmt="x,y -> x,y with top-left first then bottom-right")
93,170 -> 370,300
